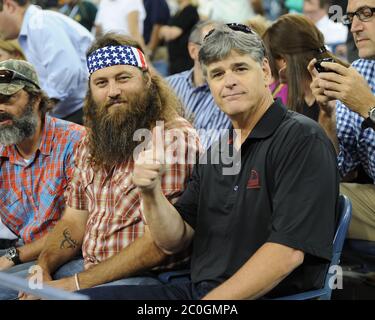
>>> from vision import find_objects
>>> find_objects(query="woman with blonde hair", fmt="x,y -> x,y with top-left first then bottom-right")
262,14 -> 348,121
0,40 -> 26,61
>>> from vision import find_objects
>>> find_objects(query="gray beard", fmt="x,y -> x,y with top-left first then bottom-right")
0,104 -> 38,146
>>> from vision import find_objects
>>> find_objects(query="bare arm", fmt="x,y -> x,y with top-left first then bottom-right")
147,24 -> 162,54
159,25 -> 183,42
203,243 -> 304,300
0,233 -> 48,271
46,226 -> 169,291
37,206 -> 88,276
141,185 -> 194,255
95,24 -> 103,38
18,233 -> 48,263
127,10 -> 147,51
132,141 -> 194,255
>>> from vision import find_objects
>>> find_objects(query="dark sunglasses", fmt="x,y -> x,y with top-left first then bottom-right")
342,6 -> 375,25
203,23 -> 255,42
0,69 -> 40,89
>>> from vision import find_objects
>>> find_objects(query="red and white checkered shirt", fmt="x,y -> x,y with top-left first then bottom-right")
65,117 -> 201,269
0,116 -> 85,243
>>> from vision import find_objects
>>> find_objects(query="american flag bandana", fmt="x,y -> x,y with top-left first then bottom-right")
87,45 -> 148,75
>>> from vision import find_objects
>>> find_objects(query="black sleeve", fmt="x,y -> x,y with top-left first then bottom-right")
267,128 -> 339,261
170,5 -> 199,33
174,164 -> 201,230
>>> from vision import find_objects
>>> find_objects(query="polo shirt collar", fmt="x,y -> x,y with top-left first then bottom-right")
247,99 -> 287,140
184,69 -> 210,92
219,99 -> 286,153
19,5 -> 40,38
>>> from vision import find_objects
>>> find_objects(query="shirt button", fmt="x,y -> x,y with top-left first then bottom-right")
233,185 -> 239,191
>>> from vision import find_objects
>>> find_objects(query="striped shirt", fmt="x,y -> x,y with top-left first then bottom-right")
0,116 -> 86,243
336,59 -> 375,183
65,117 -> 201,269
167,69 -> 231,149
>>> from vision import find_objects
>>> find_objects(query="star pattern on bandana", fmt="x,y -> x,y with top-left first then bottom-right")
87,46 -> 144,74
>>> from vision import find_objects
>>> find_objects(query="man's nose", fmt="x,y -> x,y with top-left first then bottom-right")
107,81 -> 121,98
224,72 -> 237,88
350,15 -> 364,33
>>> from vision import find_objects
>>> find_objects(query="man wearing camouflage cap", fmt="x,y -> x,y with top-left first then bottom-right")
0,60 -> 85,287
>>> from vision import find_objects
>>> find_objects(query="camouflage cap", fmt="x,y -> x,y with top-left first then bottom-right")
0,59 -> 40,96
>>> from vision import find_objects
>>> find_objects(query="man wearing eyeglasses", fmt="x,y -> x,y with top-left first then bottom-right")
0,60 -> 85,282
80,23 -> 339,300
308,0 -> 375,243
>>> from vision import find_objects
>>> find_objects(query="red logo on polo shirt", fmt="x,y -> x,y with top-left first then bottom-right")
247,170 -> 260,189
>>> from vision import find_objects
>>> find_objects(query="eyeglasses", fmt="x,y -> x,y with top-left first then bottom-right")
342,6 -> 375,25
0,69 -> 40,89
203,23 -> 255,42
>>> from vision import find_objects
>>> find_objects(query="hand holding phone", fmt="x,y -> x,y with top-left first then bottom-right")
314,58 -> 336,73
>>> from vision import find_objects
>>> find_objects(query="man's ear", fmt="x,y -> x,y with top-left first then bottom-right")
262,58 -> 273,86
3,0 -> 18,13
187,42 -> 199,60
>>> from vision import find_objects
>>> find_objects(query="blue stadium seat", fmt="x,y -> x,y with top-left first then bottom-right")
275,195 -> 352,300
157,195 -> 352,300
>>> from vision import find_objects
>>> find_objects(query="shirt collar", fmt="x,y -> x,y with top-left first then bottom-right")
0,115 -> 54,163
19,5 -> 41,37
218,99 -> 286,154
247,99 -> 287,140
39,115 -> 55,156
184,69 -> 210,91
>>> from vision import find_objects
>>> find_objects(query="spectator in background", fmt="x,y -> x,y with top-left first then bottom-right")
143,0 -> 170,55
308,0 -> 375,242
0,39 -> 25,61
0,60 -> 85,291
59,0 -> 97,31
263,14 -> 348,121
167,20 -> 230,149
328,0 -> 359,62
0,0 -> 93,124
95,0 -> 146,50
143,0 -> 170,76
303,0 -> 348,55
159,0 -> 199,75
207,0 -> 255,24
246,15 -> 289,105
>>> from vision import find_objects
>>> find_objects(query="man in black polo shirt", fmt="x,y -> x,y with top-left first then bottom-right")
81,23 -> 339,300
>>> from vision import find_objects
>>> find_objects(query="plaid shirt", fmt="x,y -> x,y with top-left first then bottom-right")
65,117 -> 201,269
336,59 -> 375,183
0,116 -> 85,243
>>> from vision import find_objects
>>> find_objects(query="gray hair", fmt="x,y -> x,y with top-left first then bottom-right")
188,20 -> 220,45
199,24 -> 266,76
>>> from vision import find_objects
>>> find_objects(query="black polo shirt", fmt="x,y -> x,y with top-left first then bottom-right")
174,100 -> 340,297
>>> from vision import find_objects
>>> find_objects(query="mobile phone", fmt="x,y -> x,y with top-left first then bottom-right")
314,58 -> 336,73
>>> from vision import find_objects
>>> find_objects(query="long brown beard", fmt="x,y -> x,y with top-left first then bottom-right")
87,82 -> 162,168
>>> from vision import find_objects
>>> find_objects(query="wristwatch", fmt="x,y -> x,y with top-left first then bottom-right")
4,247 -> 22,265
362,106 -> 375,130
369,106 -> 375,123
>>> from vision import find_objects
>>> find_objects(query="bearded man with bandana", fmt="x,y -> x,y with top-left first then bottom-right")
4,33 -> 201,300
0,60 -> 85,275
